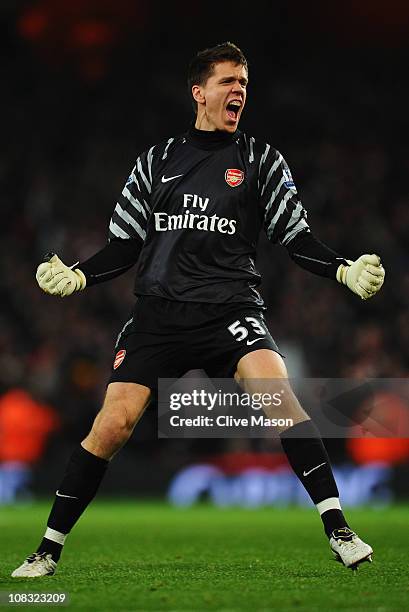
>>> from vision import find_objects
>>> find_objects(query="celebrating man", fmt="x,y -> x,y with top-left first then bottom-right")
12,42 -> 384,577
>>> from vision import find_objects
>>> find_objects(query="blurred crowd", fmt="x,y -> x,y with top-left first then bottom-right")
1,25 -> 408,490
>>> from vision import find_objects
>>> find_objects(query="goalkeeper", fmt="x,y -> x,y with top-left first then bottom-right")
12,41 -> 385,579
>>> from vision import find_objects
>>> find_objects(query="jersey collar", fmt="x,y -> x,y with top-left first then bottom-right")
186,124 -> 240,150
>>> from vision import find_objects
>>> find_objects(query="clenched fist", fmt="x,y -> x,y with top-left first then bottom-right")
36,254 -> 86,297
336,254 -> 385,300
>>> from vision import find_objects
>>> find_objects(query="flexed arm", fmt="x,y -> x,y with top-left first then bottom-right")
258,146 -> 385,300
286,230 -> 385,299
36,239 -> 142,296
36,146 -> 155,297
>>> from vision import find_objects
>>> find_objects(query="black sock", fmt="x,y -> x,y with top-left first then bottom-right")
37,445 -> 108,561
280,420 -> 349,538
320,510 -> 350,539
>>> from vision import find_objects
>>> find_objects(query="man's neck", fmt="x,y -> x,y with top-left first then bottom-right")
195,113 -> 237,134
195,117 -> 216,131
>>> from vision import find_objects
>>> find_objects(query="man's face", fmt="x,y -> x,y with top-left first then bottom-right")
193,61 -> 248,133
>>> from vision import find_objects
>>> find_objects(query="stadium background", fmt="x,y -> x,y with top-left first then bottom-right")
0,0 -> 408,506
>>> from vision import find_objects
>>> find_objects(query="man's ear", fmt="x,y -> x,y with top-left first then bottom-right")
192,85 -> 205,106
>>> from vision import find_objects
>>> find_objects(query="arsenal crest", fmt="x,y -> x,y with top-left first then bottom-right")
113,349 -> 126,369
225,168 -> 244,188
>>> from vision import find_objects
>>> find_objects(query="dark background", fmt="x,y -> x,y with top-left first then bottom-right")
0,0 -> 408,500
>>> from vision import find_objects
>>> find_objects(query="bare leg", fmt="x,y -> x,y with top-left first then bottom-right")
12,382 -> 151,576
83,382 -> 151,459
235,349 -> 308,433
234,349 -> 351,541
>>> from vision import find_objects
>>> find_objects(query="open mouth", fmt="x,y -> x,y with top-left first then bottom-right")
226,100 -> 242,121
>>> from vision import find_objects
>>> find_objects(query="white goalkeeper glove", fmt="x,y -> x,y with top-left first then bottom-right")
336,254 -> 385,300
36,254 -> 86,297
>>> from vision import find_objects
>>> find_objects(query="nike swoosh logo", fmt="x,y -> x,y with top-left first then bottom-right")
56,490 -> 78,499
303,462 -> 326,477
161,174 -> 183,183
246,337 -> 265,346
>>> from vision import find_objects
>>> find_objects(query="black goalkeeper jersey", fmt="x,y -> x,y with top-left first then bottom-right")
108,126 -> 310,306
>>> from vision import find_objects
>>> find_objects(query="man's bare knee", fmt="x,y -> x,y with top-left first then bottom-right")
235,349 -> 309,432
83,382 -> 151,460
92,405 -> 133,449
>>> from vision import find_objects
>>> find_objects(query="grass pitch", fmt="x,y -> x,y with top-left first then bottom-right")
1,501 -> 407,611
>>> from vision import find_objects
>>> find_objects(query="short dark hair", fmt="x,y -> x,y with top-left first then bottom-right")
187,42 -> 248,112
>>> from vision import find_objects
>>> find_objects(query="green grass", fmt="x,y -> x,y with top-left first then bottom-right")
0,502 -> 408,611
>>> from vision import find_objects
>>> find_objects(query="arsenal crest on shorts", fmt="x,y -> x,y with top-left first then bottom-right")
225,168 -> 244,188
113,349 -> 126,369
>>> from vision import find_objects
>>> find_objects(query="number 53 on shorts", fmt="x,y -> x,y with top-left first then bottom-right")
227,316 -> 267,346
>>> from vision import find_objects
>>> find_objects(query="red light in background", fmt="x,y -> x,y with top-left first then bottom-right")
17,0 -> 148,80
71,21 -> 116,49
19,8 -> 48,41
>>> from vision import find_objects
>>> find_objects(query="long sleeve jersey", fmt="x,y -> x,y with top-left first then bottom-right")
106,126 -> 311,307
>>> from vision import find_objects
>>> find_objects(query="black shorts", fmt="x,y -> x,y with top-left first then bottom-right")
108,296 -> 282,390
